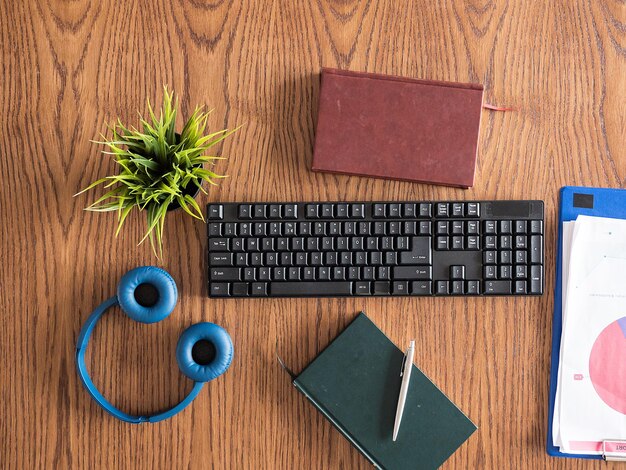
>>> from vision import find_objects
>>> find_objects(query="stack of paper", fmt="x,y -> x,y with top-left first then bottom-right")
552,215 -> 626,454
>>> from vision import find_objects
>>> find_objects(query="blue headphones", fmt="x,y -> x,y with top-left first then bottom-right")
76,266 -> 233,423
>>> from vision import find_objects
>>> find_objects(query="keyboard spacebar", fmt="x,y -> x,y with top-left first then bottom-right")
270,282 -> 352,297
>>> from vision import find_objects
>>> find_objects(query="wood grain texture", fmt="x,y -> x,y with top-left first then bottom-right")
1,0 -> 625,468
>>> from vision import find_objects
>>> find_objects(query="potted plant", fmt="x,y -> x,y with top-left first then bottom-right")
76,86 -> 239,256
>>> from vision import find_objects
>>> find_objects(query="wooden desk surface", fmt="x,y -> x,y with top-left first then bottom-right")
2,1 -> 625,468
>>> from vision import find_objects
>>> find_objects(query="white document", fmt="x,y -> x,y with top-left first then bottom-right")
553,215 -> 626,454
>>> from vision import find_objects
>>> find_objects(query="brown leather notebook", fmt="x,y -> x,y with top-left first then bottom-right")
312,68 -> 484,188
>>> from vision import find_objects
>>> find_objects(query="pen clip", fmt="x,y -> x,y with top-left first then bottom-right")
400,348 -> 408,377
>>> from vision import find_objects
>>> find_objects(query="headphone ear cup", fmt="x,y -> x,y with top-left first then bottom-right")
117,266 -> 178,324
176,323 -> 233,382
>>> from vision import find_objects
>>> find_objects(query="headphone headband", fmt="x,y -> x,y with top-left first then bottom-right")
75,267 -> 233,423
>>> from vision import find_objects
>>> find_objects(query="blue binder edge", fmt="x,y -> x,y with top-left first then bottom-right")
547,186 -> 626,459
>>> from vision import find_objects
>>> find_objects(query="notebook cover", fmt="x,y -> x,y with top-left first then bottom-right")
294,312 -> 477,470
312,68 -> 484,188
547,186 -> 626,459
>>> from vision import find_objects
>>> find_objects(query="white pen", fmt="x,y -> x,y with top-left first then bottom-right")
392,340 -> 415,442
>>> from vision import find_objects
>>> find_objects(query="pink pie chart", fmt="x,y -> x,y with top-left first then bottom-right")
589,317 -> 626,414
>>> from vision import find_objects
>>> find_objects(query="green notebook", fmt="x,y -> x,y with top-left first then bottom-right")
293,312 -> 477,470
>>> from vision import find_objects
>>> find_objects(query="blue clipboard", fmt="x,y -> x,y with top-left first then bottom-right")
547,186 -> 626,459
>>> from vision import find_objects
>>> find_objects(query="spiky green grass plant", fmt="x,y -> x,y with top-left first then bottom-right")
76,86 -> 239,256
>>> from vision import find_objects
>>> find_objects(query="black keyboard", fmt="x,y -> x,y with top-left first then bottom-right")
206,201 -> 544,298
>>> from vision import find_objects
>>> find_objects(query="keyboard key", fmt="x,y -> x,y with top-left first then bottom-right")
374,222 -> 386,235
451,221 -> 464,235
336,204 -> 348,218
466,236 -> 480,250
436,237 -> 449,250
484,236 -> 496,249
484,280 -> 512,294
373,204 -> 386,218
530,235 -> 543,264
269,204 -> 281,218
530,220 -> 543,234
403,204 -> 416,217
210,268 -> 241,281
209,238 -> 229,251
298,222 -> 311,235
515,280 -> 527,294
500,250 -> 512,264
209,253 -> 233,266
388,222 -> 401,235
484,251 -> 496,264
403,221 -> 417,235
451,236 -> 464,250
436,203 -> 449,218
500,220 -> 512,234
251,283 -> 268,296
451,203 -> 464,217
332,267 -> 346,280
232,283 -> 249,296
306,204 -> 319,218
412,281 -> 432,295
466,220 -> 479,234
418,203 -> 432,218
436,221 -> 449,235
419,221 -> 432,235
466,202 -> 480,217
436,281 -> 449,295
253,223 -> 265,236
208,205 -> 224,220
225,223 -> 238,236
484,220 -> 497,234
393,281 -> 409,295
283,205 -> 297,219
358,222 -> 371,235
210,283 -> 230,296
530,265 -> 543,294
254,204 -> 267,219
373,281 -> 390,295
451,280 -> 464,295
399,237 -> 432,264
238,204 -> 252,219
321,204 -> 334,218
208,223 -> 222,236
393,266 -> 432,280
515,220 -> 527,234
317,267 -> 330,280
500,265 -> 512,279
378,266 -> 390,280
450,265 -> 465,279
466,280 -> 480,294
388,204 -> 401,218
348,267 -> 360,280
484,266 -> 497,279
499,235 -> 512,249
396,237 -> 408,250
354,282 -> 371,295
329,222 -> 341,235
515,250 -> 527,264
270,282 -> 352,296
350,204 -> 365,218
